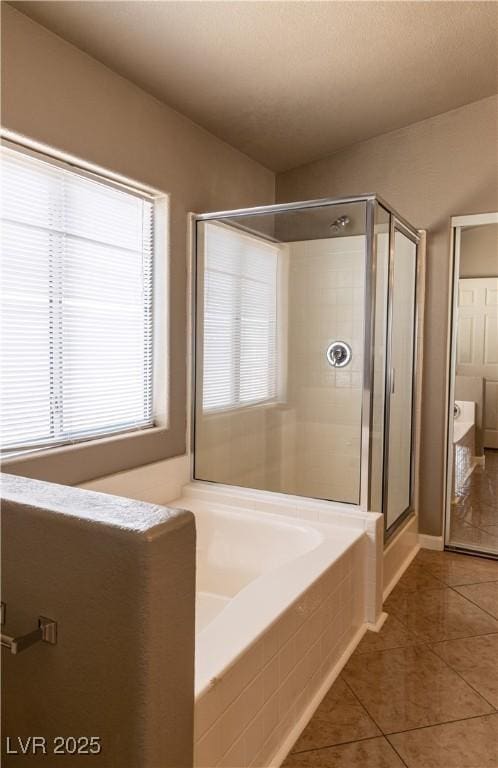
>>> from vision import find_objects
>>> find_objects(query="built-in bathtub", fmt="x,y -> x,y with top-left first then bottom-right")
194,502 -> 323,634
171,482 -> 383,768
453,400 -> 476,499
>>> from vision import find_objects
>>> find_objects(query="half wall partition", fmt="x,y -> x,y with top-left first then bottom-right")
191,196 -> 420,537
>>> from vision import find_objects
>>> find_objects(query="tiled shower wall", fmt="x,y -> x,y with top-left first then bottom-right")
194,406 -> 296,492
287,236 -> 365,503
195,235 -> 365,505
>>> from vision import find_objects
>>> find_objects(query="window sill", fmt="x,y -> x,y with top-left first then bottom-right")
0,425 -> 182,487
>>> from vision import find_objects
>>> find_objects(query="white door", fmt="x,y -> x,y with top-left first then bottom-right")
457,277 -> 498,448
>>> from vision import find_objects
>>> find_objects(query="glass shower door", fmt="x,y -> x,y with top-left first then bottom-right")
194,201 -> 367,505
384,225 -> 418,532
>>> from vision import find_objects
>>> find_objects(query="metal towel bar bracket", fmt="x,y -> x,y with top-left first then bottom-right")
0,603 -> 57,655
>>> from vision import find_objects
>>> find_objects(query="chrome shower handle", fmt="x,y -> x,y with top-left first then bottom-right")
0,603 -> 57,655
326,341 -> 352,368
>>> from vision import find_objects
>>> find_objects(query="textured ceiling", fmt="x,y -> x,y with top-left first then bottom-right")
9,1 -> 498,172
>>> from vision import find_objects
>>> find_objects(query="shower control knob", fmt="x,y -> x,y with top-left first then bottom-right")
326,341 -> 352,368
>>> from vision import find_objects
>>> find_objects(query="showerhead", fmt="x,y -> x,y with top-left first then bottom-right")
329,215 -> 350,233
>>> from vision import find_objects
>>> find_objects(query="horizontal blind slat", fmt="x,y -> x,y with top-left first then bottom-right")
1,146 -> 155,452
202,222 -> 279,412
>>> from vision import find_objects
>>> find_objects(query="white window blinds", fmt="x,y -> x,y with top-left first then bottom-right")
1,145 -> 154,452
202,222 -> 279,411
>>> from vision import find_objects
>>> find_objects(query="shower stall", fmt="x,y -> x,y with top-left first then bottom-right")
191,196 -> 420,538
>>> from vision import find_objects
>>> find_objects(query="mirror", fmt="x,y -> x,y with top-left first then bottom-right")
446,215 -> 498,555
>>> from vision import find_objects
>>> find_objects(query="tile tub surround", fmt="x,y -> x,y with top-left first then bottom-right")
282,550 -> 498,768
168,483 -> 382,768
193,533 -> 367,768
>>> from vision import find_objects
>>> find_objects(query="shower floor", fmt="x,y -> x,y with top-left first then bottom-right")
450,449 -> 498,555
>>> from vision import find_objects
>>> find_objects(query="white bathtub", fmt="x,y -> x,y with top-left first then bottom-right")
195,503 -> 323,635
171,482 -> 381,768
453,399 -> 475,444
453,400 -> 476,497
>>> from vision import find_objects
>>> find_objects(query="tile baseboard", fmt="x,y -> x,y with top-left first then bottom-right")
418,534 -> 444,551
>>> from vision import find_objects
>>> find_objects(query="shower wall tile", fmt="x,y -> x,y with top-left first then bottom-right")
80,454 -> 190,505
287,238 -> 365,503
195,405 -> 297,492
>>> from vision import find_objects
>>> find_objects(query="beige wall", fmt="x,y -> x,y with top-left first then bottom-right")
460,223 -> 498,278
277,96 -> 498,535
0,5 -> 274,484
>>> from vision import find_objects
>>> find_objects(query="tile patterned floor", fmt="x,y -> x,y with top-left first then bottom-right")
283,550 -> 498,768
450,449 -> 498,554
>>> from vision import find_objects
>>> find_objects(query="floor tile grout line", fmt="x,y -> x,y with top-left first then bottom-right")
385,572 -> 498,642
339,678 -> 411,766
288,663 -> 384,757
403,550 -> 498,579
354,639 -> 418,655
396,561 -> 447,590
354,631 -> 498,656
449,578 -> 498,587
290,734 -> 409,766
342,652 -> 425,740
395,564 -> 497,595
384,736 -> 410,768
285,551 -> 497,765
448,583 -> 498,622
340,673 -> 386,736
384,710 -> 498,738
291,673 -> 498,761
290,732 -> 391,756
346,641 -> 494,734
426,640 -> 498,711
360,611 -> 498,647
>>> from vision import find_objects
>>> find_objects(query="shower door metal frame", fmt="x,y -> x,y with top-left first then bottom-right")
381,214 -> 420,541
190,195 -> 420,528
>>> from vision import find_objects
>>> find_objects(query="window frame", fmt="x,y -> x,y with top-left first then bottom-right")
0,133 -> 170,478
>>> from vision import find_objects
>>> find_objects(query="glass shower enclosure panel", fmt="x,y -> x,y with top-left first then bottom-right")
192,195 -> 420,535
194,202 -> 367,505
384,226 -> 418,531
369,203 -> 390,515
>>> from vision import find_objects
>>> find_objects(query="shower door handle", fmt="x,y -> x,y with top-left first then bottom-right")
390,368 -> 396,394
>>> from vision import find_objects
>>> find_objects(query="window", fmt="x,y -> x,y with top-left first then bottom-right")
1,145 -> 155,453
202,222 -> 280,411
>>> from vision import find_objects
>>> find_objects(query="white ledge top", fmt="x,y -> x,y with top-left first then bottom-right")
1,472 -> 192,537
